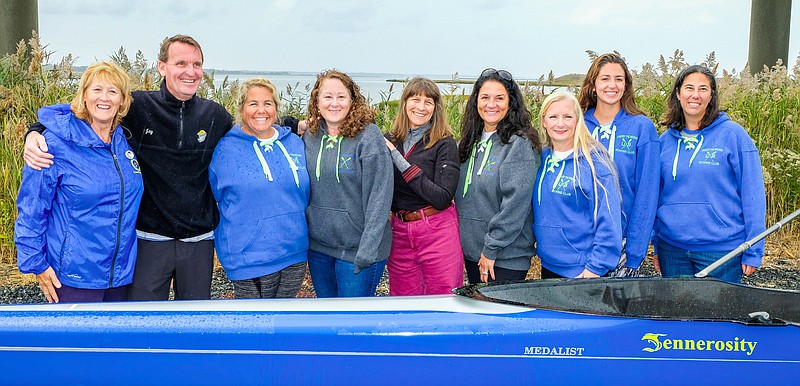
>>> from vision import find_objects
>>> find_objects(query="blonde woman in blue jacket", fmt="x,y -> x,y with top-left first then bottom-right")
534,92 -> 622,278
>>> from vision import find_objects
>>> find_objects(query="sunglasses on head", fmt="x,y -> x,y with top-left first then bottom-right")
480,68 -> 513,82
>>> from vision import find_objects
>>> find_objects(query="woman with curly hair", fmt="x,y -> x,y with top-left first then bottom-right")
455,68 -> 542,284
303,70 -> 393,297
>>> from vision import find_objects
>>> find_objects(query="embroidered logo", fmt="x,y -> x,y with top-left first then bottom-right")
144,128 -> 154,136
699,147 -> 723,166
197,130 -> 207,143
338,154 -> 355,172
290,153 -> 305,169
553,176 -> 573,196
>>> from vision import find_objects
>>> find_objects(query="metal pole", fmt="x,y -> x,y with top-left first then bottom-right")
0,0 -> 38,57
748,0 -> 792,75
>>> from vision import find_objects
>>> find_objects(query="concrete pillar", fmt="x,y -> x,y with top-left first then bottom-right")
748,0 -> 792,75
0,0 -> 38,57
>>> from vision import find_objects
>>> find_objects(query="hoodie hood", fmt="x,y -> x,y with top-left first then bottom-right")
665,112 -> 730,139
230,123 -> 301,186
229,123 -> 293,141
37,104 -> 113,147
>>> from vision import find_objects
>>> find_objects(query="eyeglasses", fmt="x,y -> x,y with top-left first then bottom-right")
480,68 -> 513,82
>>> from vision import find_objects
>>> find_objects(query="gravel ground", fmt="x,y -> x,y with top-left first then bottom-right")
1,252 -> 798,304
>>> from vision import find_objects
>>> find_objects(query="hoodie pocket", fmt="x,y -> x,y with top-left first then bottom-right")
534,224 -> 582,265
307,204 -> 363,249
458,216 -> 488,258
657,202 -> 731,243
239,212 -> 309,265
658,202 -> 731,244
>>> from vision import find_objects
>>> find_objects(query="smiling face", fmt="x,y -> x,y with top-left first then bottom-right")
317,78 -> 352,131
594,62 -> 625,107
677,72 -> 712,125
83,77 -> 123,130
405,93 -> 435,127
241,86 -> 277,139
477,80 -> 509,131
543,98 -> 578,152
157,41 -> 203,101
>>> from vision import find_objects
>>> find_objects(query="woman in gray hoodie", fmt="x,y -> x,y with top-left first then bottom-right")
303,70 -> 393,297
455,68 -> 542,284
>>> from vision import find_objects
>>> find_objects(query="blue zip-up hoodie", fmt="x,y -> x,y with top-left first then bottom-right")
209,124 -> 310,281
656,112 -> 766,267
533,147 -> 622,277
584,109 -> 660,268
15,104 -> 144,289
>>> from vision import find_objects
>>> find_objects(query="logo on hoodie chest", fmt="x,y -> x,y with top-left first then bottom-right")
338,153 -> 355,173
616,135 -> 637,155
698,147 -> 723,166
197,130 -> 207,143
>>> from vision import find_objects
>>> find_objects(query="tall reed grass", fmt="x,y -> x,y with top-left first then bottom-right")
1,35 -> 799,264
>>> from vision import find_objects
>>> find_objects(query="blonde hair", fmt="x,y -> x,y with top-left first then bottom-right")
388,77 -> 453,148
235,78 -> 280,127
70,61 -> 132,129
539,91 -> 618,221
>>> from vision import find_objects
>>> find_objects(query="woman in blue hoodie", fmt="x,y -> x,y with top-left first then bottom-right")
534,91 -> 622,278
654,65 -> 766,283
578,53 -> 660,277
15,62 -> 144,303
209,78 -> 310,298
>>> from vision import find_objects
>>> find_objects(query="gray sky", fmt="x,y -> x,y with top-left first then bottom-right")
38,0 -> 800,79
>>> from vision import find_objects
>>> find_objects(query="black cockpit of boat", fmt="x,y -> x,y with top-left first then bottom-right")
455,277 -> 800,325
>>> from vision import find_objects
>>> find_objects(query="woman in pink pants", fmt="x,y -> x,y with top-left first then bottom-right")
384,78 -> 463,295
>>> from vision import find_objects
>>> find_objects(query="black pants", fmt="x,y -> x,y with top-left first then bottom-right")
464,258 -> 528,284
128,239 -> 214,300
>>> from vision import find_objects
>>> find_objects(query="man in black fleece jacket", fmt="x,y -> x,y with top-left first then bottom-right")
24,35 -> 233,300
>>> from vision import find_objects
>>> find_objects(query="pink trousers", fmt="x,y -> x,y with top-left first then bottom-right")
388,205 -> 465,295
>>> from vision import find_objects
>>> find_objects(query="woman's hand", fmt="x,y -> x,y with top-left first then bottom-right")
742,264 -> 757,276
384,137 -> 396,151
478,254 -> 495,283
36,267 -> 61,303
575,269 -> 600,279
652,254 -> 661,274
23,131 -> 54,170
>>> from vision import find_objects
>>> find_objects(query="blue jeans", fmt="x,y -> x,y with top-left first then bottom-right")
657,240 -> 743,283
307,250 -> 387,297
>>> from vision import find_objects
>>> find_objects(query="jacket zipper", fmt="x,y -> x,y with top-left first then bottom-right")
178,101 -> 185,149
109,146 -> 125,288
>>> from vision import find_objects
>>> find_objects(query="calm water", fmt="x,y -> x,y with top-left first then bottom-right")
211,72 -> 473,105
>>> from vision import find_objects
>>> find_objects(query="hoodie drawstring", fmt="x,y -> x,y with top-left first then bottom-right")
253,140 -> 274,181
316,134 -> 343,183
253,138 -> 300,187
462,138 -> 493,197
671,134 -> 704,180
591,124 -> 617,160
536,154 -> 566,205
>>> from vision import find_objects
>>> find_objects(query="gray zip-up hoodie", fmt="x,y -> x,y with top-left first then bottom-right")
304,122 -> 393,273
455,133 -> 539,271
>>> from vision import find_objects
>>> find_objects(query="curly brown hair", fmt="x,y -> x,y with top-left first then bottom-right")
306,69 -> 375,138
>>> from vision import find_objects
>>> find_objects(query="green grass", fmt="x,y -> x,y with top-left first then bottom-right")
2,36 -> 799,264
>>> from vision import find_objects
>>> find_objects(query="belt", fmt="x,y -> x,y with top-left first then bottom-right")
395,206 -> 442,222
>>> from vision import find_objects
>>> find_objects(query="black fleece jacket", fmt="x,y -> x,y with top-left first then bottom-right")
124,81 -> 233,238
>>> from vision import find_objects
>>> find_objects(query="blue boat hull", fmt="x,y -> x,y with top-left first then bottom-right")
0,292 -> 797,385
